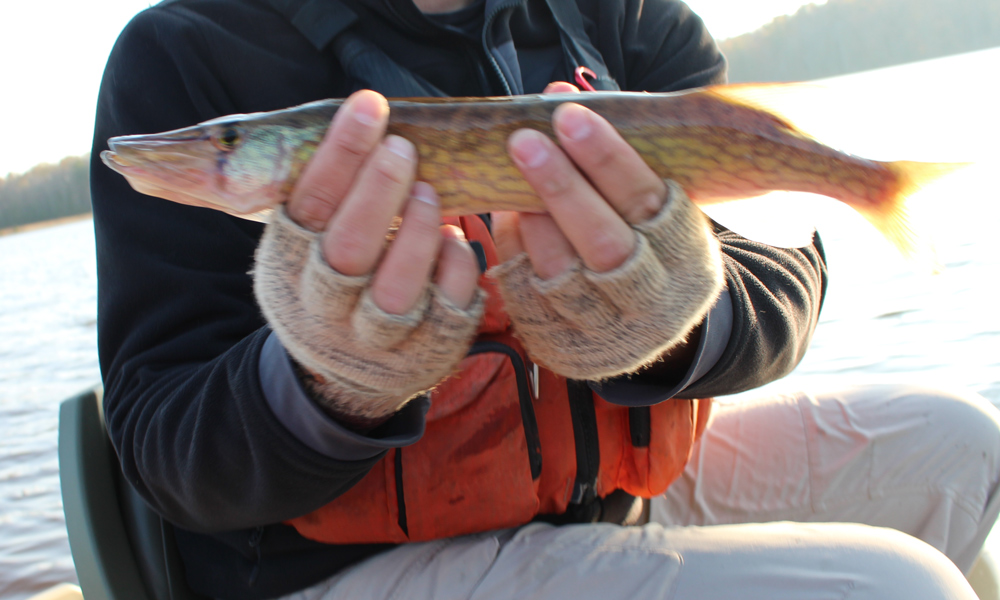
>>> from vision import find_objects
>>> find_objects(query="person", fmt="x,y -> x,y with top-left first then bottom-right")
89,0 -> 1000,598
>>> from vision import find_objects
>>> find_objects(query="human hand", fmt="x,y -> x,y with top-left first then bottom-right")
254,90 -> 483,428
490,83 -> 724,380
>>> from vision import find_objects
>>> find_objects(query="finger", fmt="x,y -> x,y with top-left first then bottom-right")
434,225 -> 480,311
507,129 -> 634,273
322,135 -> 417,277
516,212 -> 577,280
493,209 -> 577,279
490,211 -> 525,263
552,102 -> 668,225
370,182 -> 441,315
543,81 -> 579,94
287,90 -> 389,231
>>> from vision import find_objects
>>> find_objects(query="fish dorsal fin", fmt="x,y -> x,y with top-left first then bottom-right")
702,82 -> 822,132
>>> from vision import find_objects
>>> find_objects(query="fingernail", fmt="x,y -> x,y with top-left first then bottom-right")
544,81 -> 578,94
385,135 -> 415,161
556,104 -> 592,141
412,181 -> 438,206
354,110 -> 379,127
511,130 -> 549,169
441,224 -> 467,241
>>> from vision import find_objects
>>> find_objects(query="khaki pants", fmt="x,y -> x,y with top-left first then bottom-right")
282,385 -> 1000,600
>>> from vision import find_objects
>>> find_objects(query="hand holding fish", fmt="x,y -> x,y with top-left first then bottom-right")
253,90 -> 484,429
285,90 -> 481,314
494,81 -> 659,277
491,82 -> 723,380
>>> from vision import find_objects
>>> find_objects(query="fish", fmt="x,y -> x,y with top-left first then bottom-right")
101,85 -> 965,257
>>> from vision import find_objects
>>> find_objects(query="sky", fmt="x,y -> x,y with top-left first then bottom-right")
0,0 -> 824,178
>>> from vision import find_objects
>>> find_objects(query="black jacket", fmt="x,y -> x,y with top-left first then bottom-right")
91,0 -> 828,597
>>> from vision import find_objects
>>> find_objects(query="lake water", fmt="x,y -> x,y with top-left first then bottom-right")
0,47 -> 998,599
705,45 -> 1000,402
0,218 -> 97,599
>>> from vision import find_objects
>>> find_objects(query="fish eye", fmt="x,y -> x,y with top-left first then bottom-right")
213,125 -> 243,151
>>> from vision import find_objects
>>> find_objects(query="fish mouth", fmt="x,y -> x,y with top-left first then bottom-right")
104,131 -> 215,171
102,147 -> 273,221
101,149 -> 204,204
102,124 -> 282,219
101,128 -> 242,212
101,146 -> 221,208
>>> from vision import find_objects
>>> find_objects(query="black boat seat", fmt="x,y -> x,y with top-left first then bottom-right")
59,388 -> 204,600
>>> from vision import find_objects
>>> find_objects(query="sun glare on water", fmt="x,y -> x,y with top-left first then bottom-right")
704,47 -> 999,269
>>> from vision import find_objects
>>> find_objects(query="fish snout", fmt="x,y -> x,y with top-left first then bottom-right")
100,150 -> 128,172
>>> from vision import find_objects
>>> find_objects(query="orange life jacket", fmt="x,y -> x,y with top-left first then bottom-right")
286,215 -> 712,544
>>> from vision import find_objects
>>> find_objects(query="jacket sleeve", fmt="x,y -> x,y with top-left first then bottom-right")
91,6 -> 417,533
680,225 -> 828,398
593,0 -> 829,401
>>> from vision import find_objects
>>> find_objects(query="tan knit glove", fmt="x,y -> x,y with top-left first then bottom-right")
253,207 -> 485,422
490,181 -> 723,381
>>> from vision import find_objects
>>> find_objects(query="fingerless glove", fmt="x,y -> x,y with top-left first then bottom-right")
254,208 -> 485,422
491,180 -> 723,381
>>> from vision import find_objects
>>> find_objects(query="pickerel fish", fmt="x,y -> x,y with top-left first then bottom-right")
102,85 -> 964,257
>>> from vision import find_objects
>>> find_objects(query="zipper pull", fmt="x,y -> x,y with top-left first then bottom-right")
529,362 -> 540,400
570,481 -> 592,504
568,482 -> 601,522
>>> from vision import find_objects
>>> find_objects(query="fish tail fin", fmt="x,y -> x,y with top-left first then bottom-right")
857,160 -> 969,267
890,160 -> 971,199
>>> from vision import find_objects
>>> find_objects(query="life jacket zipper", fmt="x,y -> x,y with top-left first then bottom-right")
629,406 -> 651,447
394,447 -> 408,536
566,379 -> 600,520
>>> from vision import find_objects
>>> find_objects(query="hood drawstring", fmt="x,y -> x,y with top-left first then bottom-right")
574,66 -> 597,92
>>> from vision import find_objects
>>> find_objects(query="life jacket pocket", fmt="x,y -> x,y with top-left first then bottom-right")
400,342 -> 541,541
613,397 -> 702,498
286,339 -> 542,544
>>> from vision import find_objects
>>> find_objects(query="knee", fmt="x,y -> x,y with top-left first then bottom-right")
749,523 -> 975,599
894,385 -> 1000,464
845,525 -> 976,599
875,385 -> 1000,524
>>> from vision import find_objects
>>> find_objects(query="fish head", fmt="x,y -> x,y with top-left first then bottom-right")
101,111 -> 325,218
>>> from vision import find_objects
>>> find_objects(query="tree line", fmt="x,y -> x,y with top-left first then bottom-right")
0,155 -> 90,232
720,0 -> 1000,82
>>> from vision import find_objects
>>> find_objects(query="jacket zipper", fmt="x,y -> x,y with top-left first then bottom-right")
469,340 -> 543,479
566,379 -> 600,520
481,0 -> 522,95
247,526 -> 264,588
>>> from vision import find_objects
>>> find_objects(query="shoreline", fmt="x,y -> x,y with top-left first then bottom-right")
0,213 -> 92,237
